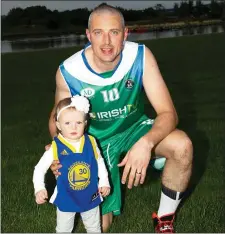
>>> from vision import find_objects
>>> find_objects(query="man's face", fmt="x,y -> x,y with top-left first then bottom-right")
56,109 -> 86,142
86,12 -> 128,65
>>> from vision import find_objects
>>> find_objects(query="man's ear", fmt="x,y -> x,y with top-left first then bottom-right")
86,29 -> 91,42
124,27 -> 129,41
56,121 -> 61,131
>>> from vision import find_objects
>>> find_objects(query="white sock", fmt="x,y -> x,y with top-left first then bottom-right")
157,191 -> 182,218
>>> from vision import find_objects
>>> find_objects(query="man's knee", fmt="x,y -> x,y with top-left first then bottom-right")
172,130 -> 193,168
101,212 -> 113,232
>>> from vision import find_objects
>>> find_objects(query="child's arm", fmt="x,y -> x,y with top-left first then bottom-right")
91,138 -> 111,194
33,147 -> 54,199
97,155 -> 111,197
89,136 -> 110,188
97,156 -> 110,188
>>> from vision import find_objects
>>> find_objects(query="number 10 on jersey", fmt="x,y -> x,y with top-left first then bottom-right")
101,88 -> 120,102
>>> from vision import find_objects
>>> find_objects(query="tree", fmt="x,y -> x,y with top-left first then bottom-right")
154,4 -> 166,20
188,0 -> 194,16
46,10 -> 60,30
222,0 -> 225,21
179,1 -> 190,18
6,7 -> 24,26
70,8 -> 89,26
154,4 -> 165,12
173,3 -> 179,16
143,7 -> 157,19
194,0 -> 204,17
210,0 -> 222,18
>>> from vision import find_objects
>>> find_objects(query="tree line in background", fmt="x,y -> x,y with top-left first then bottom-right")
2,0 -> 225,34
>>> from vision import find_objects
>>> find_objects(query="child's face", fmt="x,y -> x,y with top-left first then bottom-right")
56,109 -> 86,142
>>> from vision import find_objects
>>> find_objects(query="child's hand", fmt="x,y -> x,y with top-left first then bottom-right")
35,189 -> 48,204
99,187 -> 110,197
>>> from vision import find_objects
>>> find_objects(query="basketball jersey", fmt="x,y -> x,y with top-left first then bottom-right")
52,134 -> 102,212
59,41 -> 146,141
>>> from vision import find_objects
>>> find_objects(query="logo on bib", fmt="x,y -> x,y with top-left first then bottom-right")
80,88 -> 95,98
68,161 -> 90,190
60,149 -> 69,155
125,79 -> 134,89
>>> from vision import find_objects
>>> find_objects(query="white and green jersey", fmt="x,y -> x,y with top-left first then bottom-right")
59,41 -> 146,141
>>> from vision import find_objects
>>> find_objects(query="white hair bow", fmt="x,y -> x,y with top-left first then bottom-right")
57,95 -> 90,120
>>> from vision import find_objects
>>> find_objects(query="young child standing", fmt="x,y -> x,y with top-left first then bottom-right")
33,95 -> 110,233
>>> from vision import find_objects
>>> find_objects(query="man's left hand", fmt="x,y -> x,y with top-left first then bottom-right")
118,138 -> 152,189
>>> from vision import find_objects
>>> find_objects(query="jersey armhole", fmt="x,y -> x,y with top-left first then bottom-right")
88,135 -> 99,160
52,141 -> 58,160
142,44 -> 146,79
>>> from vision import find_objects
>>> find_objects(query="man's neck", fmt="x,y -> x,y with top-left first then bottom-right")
93,55 -> 121,73
85,47 -> 121,73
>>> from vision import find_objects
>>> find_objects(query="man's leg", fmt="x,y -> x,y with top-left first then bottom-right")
153,129 -> 193,231
102,212 -> 113,232
98,161 -> 120,232
99,116 -> 155,232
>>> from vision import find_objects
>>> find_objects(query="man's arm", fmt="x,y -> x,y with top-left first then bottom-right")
141,46 -> 178,148
119,46 -> 178,188
49,68 -> 71,138
48,68 -> 71,174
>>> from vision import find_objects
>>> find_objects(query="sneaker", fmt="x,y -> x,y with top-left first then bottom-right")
152,212 -> 175,233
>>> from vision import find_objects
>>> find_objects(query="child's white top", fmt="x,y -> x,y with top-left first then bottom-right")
33,134 -> 110,201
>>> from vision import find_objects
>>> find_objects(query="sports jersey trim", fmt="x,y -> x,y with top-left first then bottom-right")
57,134 -> 77,153
88,135 -> 98,160
56,134 -> 85,153
60,41 -> 139,86
81,48 -> 123,78
52,141 -> 58,160
143,46 -> 146,78
106,143 -> 113,169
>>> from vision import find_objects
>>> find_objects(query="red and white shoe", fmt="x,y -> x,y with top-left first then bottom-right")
152,212 -> 175,233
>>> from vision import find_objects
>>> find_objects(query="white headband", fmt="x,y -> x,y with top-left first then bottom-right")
57,95 -> 90,120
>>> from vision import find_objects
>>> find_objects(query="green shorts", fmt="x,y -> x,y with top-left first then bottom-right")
99,115 -> 164,216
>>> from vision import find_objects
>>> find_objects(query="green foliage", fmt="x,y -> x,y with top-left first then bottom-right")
2,2 -> 224,34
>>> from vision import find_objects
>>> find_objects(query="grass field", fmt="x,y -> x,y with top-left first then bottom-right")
2,33 -> 225,233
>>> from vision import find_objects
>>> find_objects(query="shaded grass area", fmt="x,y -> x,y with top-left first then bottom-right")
2,33 -> 225,232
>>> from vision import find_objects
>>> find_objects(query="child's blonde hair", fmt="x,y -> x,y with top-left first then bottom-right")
55,97 -> 88,121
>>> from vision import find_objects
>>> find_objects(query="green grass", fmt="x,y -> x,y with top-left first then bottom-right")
2,33 -> 225,232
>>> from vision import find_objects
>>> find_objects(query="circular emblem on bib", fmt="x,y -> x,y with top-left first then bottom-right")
125,79 -> 134,89
68,161 -> 90,190
80,88 -> 95,98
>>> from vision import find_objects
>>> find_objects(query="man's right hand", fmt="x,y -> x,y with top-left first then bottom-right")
50,160 -> 62,176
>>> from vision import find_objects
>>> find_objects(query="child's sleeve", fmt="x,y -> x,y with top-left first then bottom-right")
97,156 -> 111,188
91,137 -> 110,188
32,147 -> 54,194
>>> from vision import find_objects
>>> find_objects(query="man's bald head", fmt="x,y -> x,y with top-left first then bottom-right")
88,3 -> 125,30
